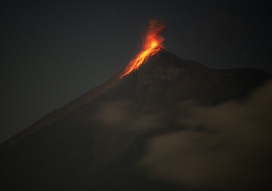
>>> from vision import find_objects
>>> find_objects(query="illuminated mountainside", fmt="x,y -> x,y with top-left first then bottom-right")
1,47 -> 271,190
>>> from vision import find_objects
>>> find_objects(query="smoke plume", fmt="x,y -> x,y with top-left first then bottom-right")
144,20 -> 166,49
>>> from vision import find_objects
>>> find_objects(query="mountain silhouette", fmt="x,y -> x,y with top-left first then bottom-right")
1,48 -> 271,191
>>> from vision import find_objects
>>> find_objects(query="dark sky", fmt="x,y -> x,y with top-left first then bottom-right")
0,0 -> 271,143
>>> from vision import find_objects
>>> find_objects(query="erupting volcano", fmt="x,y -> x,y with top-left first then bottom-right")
1,19 -> 272,191
119,20 -> 166,78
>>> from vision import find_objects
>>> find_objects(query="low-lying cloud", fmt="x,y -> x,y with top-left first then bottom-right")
96,101 -> 163,131
140,80 -> 272,190
95,81 -> 272,190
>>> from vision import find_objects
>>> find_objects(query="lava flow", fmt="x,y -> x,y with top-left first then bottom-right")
119,20 -> 166,78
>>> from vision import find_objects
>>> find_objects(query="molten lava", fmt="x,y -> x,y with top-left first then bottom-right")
120,20 -> 166,78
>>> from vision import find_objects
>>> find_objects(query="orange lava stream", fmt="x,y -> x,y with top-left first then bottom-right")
119,20 -> 166,79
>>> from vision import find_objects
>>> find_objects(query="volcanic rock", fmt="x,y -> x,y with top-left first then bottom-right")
0,48 -> 271,191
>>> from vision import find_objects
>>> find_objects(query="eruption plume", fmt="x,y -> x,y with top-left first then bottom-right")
120,20 -> 166,78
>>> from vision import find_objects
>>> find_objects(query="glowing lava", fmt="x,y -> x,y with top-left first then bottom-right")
120,20 -> 166,78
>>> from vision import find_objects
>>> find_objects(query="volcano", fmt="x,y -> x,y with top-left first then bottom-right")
1,47 -> 271,190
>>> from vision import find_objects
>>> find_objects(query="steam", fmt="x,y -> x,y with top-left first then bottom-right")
140,80 -> 272,190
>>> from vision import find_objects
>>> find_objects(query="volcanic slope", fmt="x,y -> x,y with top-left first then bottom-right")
1,48 -> 271,191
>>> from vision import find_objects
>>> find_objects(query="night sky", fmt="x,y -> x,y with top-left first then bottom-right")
1,0 -> 271,143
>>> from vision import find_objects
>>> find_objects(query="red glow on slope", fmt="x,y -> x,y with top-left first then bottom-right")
120,20 -> 166,78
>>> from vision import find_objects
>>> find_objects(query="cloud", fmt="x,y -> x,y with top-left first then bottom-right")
96,101 -> 132,126
140,80 -> 272,190
96,101 -> 163,131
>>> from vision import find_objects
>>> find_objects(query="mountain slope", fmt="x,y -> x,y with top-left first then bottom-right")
1,48 -> 271,190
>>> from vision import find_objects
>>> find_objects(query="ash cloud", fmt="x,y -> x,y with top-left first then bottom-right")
144,20 -> 166,49
140,81 -> 272,190
147,20 -> 167,36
